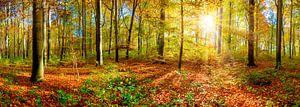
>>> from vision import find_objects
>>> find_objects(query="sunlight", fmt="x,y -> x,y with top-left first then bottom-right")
200,14 -> 216,32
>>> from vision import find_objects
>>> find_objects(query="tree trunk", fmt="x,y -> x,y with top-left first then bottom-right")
276,0 -> 283,69
6,3 -> 10,58
158,0 -> 165,60
218,0 -> 223,54
108,0 -> 114,55
270,25 -> 274,54
255,3 -> 259,57
292,19 -> 296,56
96,0 -> 103,66
26,6 -> 30,58
178,0 -> 184,71
146,22 -> 150,54
138,16 -> 143,55
14,22 -> 16,57
215,10 -> 218,50
248,0 -> 256,66
89,4 -> 93,54
228,1 -> 232,50
22,0 -> 26,59
17,20 -> 21,57
82,0 -> 87,58
47,2 -> 51,61
60,1 -> 67,61
115,0 -> 119,62
31,0 -> 45,83
283,26 -> 285,56
126,0 -> 138,59
289,0 -> 293,59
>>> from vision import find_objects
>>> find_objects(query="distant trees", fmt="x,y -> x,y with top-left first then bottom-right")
0,0 -> 299,75
31,0 -> 45,83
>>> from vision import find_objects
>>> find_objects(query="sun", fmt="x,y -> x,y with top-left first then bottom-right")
200,14 -> 216,32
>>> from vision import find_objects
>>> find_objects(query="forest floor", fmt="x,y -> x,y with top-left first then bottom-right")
0,57 -> 300,106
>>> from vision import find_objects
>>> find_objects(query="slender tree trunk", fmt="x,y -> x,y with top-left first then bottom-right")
17,20 -> 20,57
58,19 -> 61,56
283,26 -> 285,56
22,0 -> 26,59
96,0 -> 103,66
126,0 -> 138,59
255,3 -> 259,57
14,21 -> 16,57
47,2 -> 51,61
178,0 -> 184,71
270,25 -> 274,54
90,4 -> 93,54
108,0 -> 114,55
276,0 -> 283,69
77,0 -> 82,55
248,0 -> 256,66
292,19 -> 296,56
7,3 -> 11,58
138,16 -> 142,55
289,0 -> 293,59
82,0 -> 87,58
218,0 -> 223,54
215,10 -> 218,50
31,0 -> 45,83
60,1 -> 67,61
115,0 -> 119,62
146,22 -> 150,54
26,6 -> 30,58
228,1 -> 232,50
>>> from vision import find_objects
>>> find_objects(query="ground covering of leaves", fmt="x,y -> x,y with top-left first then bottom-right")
0,58 -> 300,106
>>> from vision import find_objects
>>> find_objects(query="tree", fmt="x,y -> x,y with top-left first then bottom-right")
228,1 -> 232,50
47,1 -> 51,62
6,3 -> 10,58
276,0 -> 283,69
218,0 -> 223,54
82,0 -> 87,58
108,0 -> 114,55
178,0 -> 184,71
248,0 -> 256,66
96,0 -> 103,66
31,0 -> 45,83
115,0 -> 119,62
126,0 -> 139,59
158,0 -> 166,61
137,15 -> 143,55
289,0 -> 293,59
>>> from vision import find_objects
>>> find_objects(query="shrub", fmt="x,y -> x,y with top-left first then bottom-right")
244,69 -> 277,86
96,77 -> 147,106
57,90 -> 72,105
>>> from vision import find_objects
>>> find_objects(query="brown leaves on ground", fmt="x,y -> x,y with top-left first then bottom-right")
0,59 -> 299,106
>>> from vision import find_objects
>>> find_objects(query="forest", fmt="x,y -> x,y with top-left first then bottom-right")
0,0 -> 300,106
